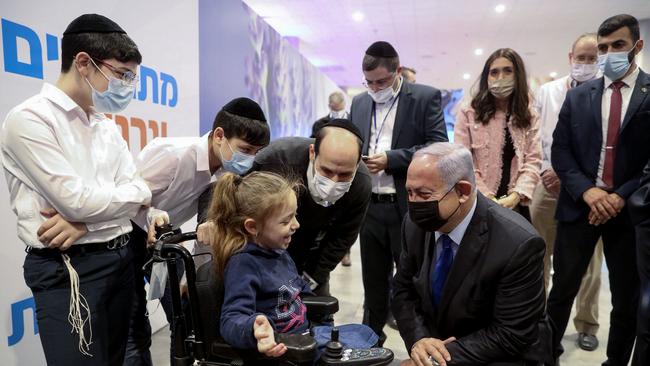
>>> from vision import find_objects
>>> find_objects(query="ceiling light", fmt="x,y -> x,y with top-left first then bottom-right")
352,11 -> 365,22
474,48 -> 483,56
463,73 -> 471,80
549,71 -> 558,78
495,4 -> 506,13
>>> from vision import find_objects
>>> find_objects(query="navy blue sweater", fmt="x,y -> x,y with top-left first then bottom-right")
220,243 -> 313,349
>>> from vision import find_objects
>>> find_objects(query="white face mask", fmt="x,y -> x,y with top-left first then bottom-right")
368,75 -> 400,104
307,159 -> 354,207
570,62 -> 599,82
329,109 -> 347,119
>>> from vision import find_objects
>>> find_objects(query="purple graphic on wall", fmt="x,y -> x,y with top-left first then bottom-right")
199,0 -> 340,139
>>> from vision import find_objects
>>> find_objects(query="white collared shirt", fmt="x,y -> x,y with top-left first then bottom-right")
534,75 -> 572,173
1,83 -> 152,248
434,196 -> 478,262
597,66 -> 640,187
133,133 -> 221,230
368,77 -> 403,194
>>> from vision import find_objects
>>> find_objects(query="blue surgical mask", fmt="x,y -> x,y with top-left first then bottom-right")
85,59 -> 135,113
598,42 -> 638,81
221,140 -> 255,175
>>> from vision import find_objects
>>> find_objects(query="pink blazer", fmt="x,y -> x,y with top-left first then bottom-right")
454,106 -> 541,203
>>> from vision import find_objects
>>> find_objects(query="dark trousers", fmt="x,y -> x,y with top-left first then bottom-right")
23,241 -> 135,366
634,221 -> 650,366
126,224 -> 184,366
547,211 -> 638,366
124,226 -> 153,366
360,199 -> 402,336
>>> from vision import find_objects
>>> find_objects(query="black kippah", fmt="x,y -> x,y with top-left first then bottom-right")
222,97 -> 267,122
365,41 -> 398,58
322,118 -> 364,143
63,14 -> 126,35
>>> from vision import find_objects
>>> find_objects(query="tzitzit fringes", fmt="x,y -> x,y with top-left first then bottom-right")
62,254 -> 93,357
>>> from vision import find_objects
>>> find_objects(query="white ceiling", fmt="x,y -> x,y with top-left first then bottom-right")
243,0 -> 650,91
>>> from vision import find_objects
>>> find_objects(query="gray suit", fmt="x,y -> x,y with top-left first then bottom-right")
350,80 -> 447,336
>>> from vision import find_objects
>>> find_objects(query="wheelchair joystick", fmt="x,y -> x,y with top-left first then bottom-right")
324,328 -> 343,358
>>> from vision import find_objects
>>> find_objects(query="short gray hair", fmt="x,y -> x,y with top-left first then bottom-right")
413,142 -> 476,191
571,32 -> 597,53
328,91 -> 345,105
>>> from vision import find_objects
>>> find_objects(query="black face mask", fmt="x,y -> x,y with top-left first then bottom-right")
408,185 -> 461,232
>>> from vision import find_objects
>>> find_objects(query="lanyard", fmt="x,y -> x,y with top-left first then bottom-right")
372,94 -> 400,153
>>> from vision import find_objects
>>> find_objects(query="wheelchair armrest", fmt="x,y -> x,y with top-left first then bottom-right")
210,333 -> 317,365
302,296 -> 339,317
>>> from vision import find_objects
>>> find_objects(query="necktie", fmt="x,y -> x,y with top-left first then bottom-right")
431,234 -> 454,307
603,81 -> 626,188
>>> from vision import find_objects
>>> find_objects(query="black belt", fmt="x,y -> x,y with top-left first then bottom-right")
26,233 -> 131,257
371,193 -> 397,203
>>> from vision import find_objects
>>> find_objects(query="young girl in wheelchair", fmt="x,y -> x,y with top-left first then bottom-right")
207,171 -> 378,357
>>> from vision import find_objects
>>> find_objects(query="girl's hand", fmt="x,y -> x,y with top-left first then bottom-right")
253,315 -> 287,357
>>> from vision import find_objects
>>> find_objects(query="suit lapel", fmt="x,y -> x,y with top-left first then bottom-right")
621,70 -> 650,132
391,81 -> 412,148
414,231 -> 436,320
590,78 -> 604,137
437,195 -> 489,319
361,95 -> 373,154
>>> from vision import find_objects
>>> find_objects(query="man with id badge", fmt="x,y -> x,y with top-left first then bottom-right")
350,41 -> 448,343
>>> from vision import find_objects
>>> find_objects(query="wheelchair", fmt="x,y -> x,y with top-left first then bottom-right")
149,225 -> 395,366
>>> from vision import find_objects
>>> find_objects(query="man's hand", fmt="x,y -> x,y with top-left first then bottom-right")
37,208 -> 87,251
196,221 -> 216,246
582,187 -> 619,221
147,209 -> 170,246
365,152 -> 388,174
541,169 -> 561,197
588,193 -> 625,226
496,192 -> 520,209
409,337 -> 456,366
254,315 -> 287,357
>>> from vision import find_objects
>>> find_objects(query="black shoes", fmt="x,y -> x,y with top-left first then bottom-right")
576,332 -> 599,351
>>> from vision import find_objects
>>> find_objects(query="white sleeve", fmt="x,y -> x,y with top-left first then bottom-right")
1,110 -> 152,223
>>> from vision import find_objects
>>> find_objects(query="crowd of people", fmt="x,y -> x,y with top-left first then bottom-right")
1,10 -> 649,366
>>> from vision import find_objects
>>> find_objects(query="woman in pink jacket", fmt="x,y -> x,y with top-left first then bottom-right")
454,48 -> 541,219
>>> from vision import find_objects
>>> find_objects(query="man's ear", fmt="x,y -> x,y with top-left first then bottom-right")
244,218 -> 258,237
74,52 -> 93,77
455,180 -> 474,203
212,127 -> 225,144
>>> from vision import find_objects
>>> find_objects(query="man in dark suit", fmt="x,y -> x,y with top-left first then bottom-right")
393,142 -> 552,366
629,160 -> 650,366
350,40 -> 448,339
548,14 -> 650,366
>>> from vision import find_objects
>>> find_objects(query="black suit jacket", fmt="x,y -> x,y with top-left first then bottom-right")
552,69 -> 650,222
350,81 -> 448,215
392,194 -> 553,365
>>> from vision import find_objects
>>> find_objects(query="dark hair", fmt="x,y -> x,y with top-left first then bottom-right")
598,14 -> 640,43
470,48 -> 532,129
212,110 -> 270,147
314,126 -> 362,162
362,54 -> 400,73
61,32 -> 142,72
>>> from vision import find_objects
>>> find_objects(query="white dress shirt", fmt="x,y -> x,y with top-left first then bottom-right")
434,196 -> 477,262
133,134 -> 220,230
1,83 -> 152,248
534,75 -> 571,173
369,77 -> 403,194
597,66 -> 640,187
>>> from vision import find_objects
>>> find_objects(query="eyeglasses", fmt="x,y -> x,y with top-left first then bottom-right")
91,58 -> 139,86
362,72 -> 396,89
